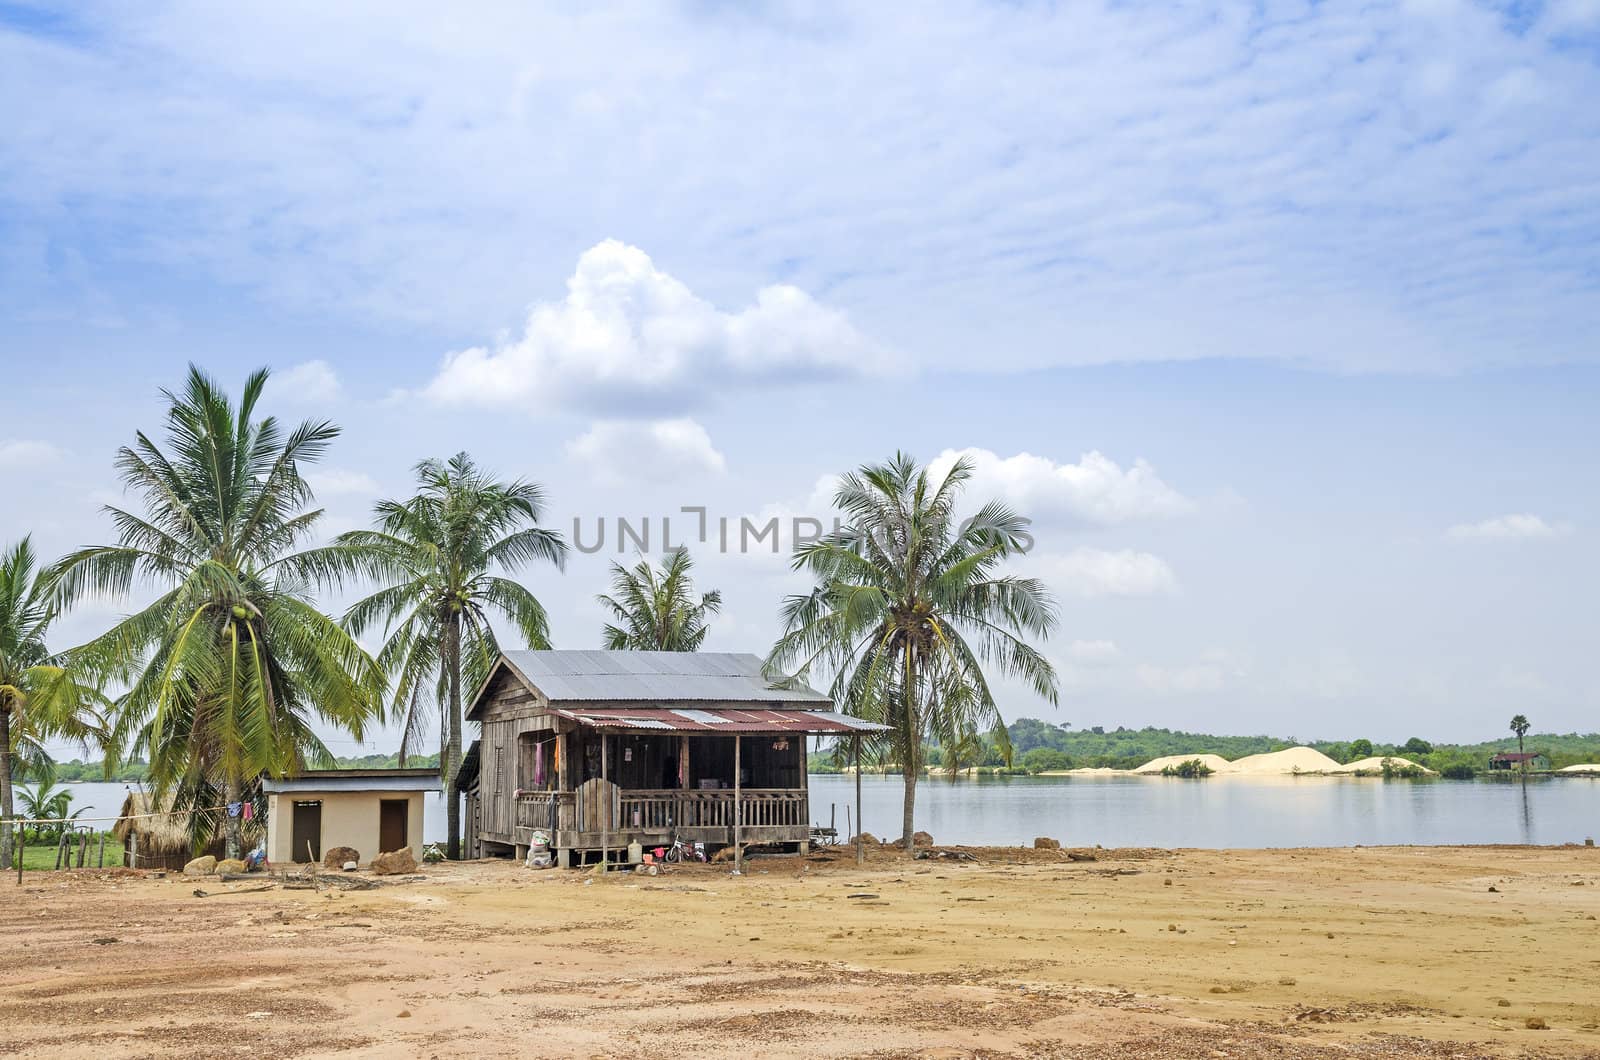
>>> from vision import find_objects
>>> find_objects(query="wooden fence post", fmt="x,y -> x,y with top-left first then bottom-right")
734,735 -> 743,874
854,734 -> 864,867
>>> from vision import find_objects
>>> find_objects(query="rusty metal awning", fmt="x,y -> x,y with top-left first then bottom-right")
548,706 -> 886,734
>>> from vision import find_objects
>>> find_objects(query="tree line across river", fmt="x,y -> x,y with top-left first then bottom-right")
807,720 -> 1600,777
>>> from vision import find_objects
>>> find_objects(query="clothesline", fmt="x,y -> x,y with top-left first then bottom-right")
3,804 -> 232,827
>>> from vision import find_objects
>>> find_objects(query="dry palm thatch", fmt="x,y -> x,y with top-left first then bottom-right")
112,789 -> 262,865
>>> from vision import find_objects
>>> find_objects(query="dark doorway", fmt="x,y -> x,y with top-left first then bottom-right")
379,799 -> 408,853
291,800 -> 322,863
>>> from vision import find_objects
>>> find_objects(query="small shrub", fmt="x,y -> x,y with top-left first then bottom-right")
1440,763 -> 1476,779
1161,758 -> 1214,778
1379,758 -> 1425,779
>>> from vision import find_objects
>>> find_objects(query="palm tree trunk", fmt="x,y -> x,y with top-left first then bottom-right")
445,613 -> 463,861
900,757 -> 918,848
900,645 -> 918,848
0,707 -> 14,871
223,773 -> 242,861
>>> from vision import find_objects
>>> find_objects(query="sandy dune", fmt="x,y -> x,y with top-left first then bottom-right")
1130,753 -> 1235,774
1326,755 -> 1436,775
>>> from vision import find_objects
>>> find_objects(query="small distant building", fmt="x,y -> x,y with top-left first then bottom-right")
262,768 -> 439,865
1488,752 -> 1549,771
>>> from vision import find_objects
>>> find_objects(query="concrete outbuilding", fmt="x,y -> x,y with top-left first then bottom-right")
263,768 -> 439,865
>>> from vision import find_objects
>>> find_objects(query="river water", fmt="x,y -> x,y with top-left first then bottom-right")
55,773 -> 1598,849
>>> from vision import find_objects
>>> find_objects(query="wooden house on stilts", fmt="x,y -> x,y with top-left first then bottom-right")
463,650 -> 883,866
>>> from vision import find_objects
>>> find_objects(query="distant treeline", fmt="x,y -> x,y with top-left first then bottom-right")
807,721 -> 1600,777
42,751 -> 443,783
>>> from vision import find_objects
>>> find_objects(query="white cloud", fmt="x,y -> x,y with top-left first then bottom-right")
565,418 -> 727,484
929,448 -> 1190,526
0,440 -> 63,467
425,241 -> 893,412
305,468 -> 381,498
1036,547 -> 1179,598
271,360 -> 342,403
1446,513 -> 1573,541
7,6 -> 1598,373
1066,639 -> 1121,663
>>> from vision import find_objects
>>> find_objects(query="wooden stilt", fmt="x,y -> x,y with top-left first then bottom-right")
734,734 -> 743,874
600,732 -> 610,871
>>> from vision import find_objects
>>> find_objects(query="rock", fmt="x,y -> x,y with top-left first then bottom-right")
342,861 -> 358,872
1526,1017 -> 1548,1030
911,830 -> 934,847
215,858 -> 248,875
1033,837 -> 1060,850
182,855 -> 217,876
323,846 -> 360,869
370,847 -> 417,875
397,1010 -> 411,1019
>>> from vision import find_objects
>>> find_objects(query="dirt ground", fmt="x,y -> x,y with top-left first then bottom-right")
2,844 -> 1598,1059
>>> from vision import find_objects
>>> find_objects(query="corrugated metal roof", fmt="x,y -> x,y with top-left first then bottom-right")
548,706 -> 887,734
501,650 -> 829,705
263,771 -> 441,793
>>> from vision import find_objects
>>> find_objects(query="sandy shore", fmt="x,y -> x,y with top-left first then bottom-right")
3,844 -> 1599,1058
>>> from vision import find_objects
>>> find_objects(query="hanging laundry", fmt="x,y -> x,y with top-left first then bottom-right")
242,802 -> 254,822
226,801 -> 243,818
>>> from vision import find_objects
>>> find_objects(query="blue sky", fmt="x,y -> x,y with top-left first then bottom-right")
3,1 -> 1597,751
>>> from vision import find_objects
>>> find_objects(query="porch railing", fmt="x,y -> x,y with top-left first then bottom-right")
514,790 -> 575,833
516,788 -> 806,835
618,788 -> 808,830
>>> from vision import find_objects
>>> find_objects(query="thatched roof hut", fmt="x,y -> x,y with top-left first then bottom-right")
112,790 -> 260,870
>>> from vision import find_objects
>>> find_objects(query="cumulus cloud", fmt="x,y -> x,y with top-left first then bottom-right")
929,448 -> 1190,527
566,418 -> 728,484
1446,513 -> 1573,541
1036,547 -> 1179,598
271,360 -> 342,403
425,241 -> 892,413
0,440 -> 63,467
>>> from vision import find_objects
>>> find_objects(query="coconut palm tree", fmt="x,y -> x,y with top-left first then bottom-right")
17,768 -> 87,844
303,453 -> 566,859
598,548 -> 721,651
1509,714 -> 1532,773
767,452 -> 1059,846
0,536 -> 106,869
53,365 -> 385,859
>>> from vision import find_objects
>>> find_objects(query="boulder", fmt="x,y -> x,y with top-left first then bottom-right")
215,858 -> 248,875
370,847 -> 417,875
911,830 -> 934,848
1033,837 -> 1061,850
323,846 -> 360,870
182,855 -> 217,876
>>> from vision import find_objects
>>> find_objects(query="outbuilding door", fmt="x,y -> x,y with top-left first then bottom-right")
291,800 -> 322,863
379,799 -> 408,854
